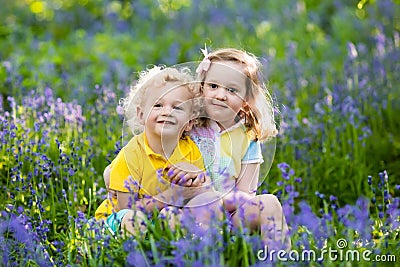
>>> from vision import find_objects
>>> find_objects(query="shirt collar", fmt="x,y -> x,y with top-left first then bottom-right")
142,132 -> 159,157
210,119 -> 245,135
142,132 -> 192,159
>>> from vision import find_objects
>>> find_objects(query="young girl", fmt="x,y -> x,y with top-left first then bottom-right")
95,66 -> 209,235
173,47 -> 290,248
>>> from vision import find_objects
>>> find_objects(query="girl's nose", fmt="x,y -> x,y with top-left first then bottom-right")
215,88 -> 227,101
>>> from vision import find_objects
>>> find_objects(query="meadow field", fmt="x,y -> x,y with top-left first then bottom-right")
0,0 -> 399,266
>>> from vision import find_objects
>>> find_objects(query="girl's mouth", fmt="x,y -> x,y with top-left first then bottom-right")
211,101 -> 228,108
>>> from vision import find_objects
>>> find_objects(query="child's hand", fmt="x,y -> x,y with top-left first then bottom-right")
166,162 -> 206,187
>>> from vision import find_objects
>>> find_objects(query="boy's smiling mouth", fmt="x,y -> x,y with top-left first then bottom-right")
157,119 -> 176,125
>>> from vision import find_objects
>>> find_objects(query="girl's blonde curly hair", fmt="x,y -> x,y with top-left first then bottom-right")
121,66 -> 200,135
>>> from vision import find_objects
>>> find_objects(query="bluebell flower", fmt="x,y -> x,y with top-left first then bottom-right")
126,250 -> 148,266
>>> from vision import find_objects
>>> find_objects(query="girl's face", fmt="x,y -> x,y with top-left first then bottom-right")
202,60 -> 247,130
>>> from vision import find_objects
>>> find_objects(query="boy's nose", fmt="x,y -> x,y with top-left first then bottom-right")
160,106 -> 173,115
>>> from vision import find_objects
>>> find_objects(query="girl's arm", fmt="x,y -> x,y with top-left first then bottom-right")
235,163 -> 260,197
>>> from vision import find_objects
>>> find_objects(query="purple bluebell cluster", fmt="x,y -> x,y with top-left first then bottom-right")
275,162 -> 399,257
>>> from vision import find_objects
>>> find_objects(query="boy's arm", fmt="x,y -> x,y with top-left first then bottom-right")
104,164 -> 111,190
104,164 -> 117,198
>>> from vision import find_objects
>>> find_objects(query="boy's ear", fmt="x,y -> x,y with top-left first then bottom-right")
137,107 -> 145,125
184,119 -> 195,132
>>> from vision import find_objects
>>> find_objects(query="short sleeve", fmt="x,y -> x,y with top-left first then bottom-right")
242,140 -> 264,164
109,148 -> 139,193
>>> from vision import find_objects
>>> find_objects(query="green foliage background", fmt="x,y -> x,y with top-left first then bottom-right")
2,0 -> 398,203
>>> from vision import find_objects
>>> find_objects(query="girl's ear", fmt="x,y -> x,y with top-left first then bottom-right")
137,107 -> 145,125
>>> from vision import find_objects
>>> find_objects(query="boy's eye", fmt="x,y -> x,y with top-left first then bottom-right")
153,103 -> 162,108
209,83 -> 219,89
173,105 -> 183,111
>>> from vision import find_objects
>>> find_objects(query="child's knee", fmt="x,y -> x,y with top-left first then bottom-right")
121,210 -> 147,234
159,207 -> 182,230
185,192 -> 224,222
186,191 -> 223,208
259,194 -> 282,212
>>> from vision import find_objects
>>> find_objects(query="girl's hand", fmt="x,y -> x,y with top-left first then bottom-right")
166,162 -> 207,187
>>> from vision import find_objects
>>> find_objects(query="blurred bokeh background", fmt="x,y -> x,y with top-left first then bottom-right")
1,0 -> 397,96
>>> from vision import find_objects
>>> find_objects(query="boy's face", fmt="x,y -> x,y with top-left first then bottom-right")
202,61 -> 247,129
138,82 -> 194,139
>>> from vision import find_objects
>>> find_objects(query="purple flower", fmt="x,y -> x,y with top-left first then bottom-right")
0,213 -> 51,266
337,197 -> 372,240
315,191 -> 325,199
126,250 -> 148,266
384,190 -> 390,203
347,42 -> 358,60
277,162 -> 290,171
68,168 -> 75,176
116,105 -> 124,115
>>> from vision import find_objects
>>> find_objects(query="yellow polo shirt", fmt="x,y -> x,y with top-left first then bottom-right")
95,132 -> 204,220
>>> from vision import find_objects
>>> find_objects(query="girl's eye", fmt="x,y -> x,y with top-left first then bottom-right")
227,87 -> 237,94
153,103 -> 162,108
